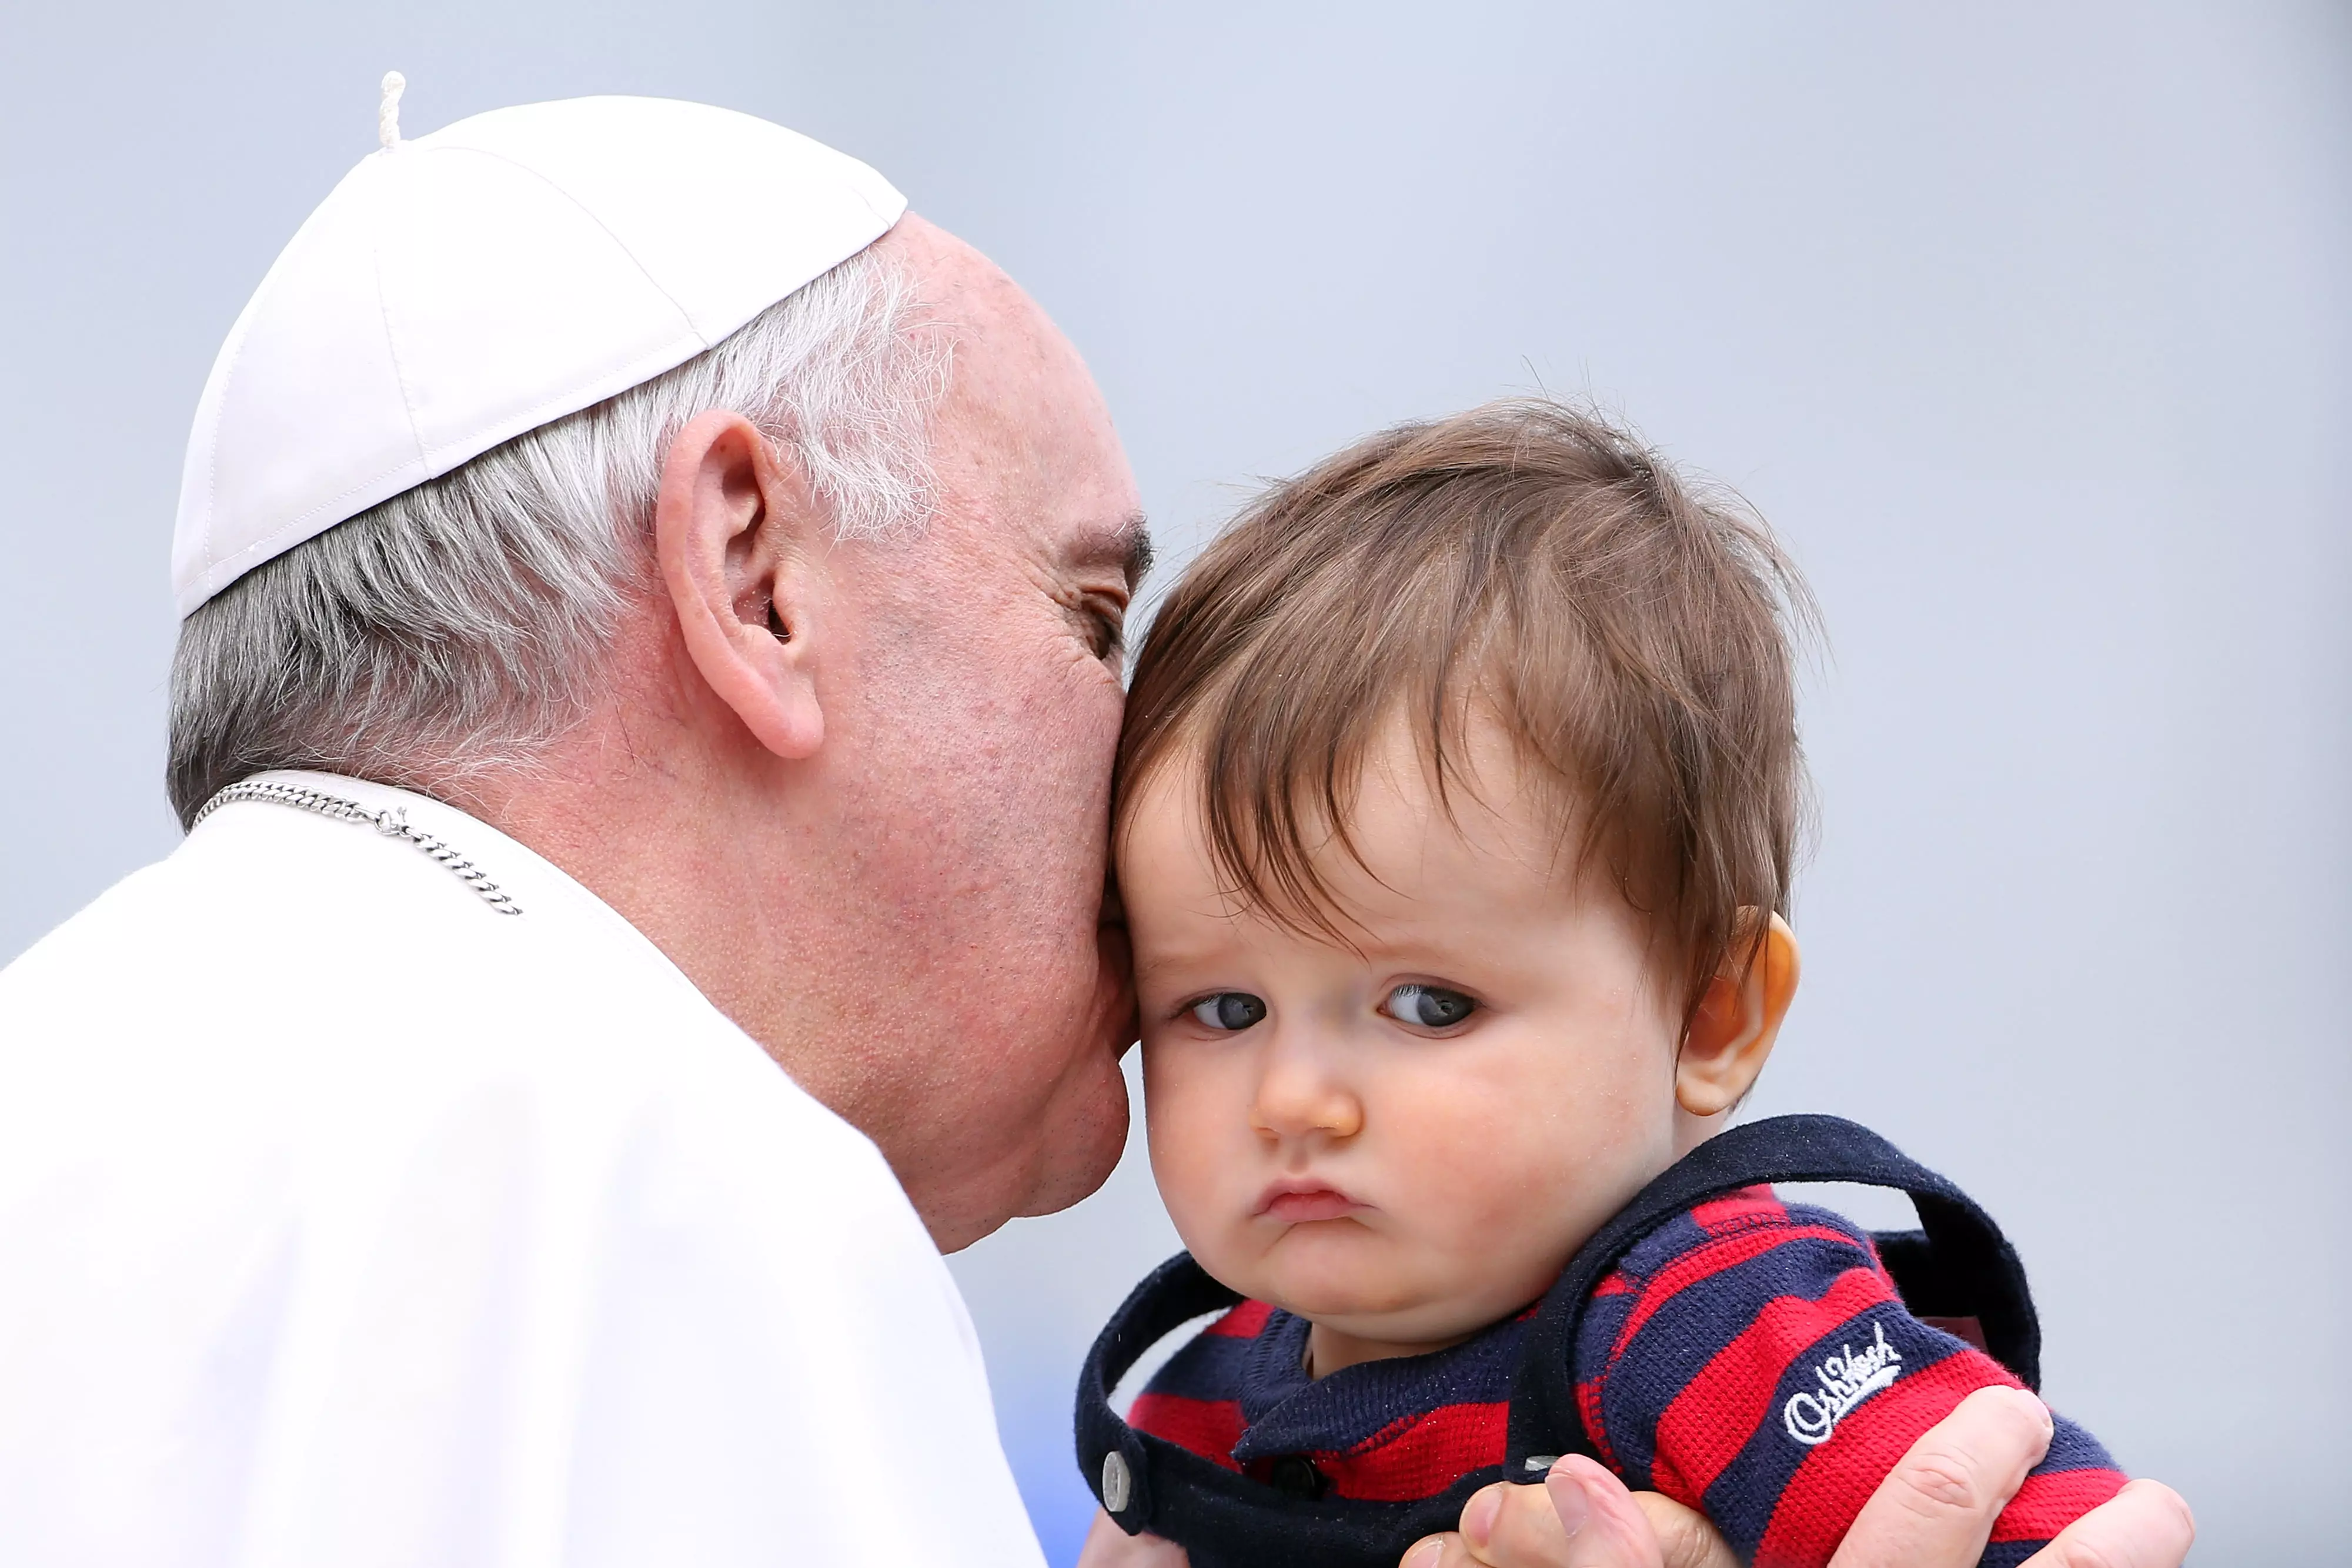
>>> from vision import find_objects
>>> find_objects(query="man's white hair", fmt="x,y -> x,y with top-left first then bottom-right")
167,246 -> 947,827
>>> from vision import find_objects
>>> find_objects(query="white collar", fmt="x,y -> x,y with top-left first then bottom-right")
191,767 -> 725,1024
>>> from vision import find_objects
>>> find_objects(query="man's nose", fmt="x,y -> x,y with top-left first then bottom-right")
1248,1031 -> 1362,1143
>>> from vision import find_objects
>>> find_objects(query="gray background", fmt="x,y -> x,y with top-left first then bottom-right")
4,3 -> 2345,1562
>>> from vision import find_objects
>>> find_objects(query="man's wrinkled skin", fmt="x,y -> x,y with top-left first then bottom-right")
452,209 -> 2193,1568
468,214 -> 1147,1252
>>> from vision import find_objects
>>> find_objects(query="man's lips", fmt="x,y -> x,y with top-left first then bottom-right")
1255,1181 -> 1367,1223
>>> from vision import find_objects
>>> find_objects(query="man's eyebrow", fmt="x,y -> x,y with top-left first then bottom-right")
1077,510 -> 1155,592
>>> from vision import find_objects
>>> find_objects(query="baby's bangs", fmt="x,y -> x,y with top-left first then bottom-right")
1171,548 -> 1593,947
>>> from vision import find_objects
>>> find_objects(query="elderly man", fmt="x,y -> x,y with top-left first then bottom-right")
0,91 -> 2187,1568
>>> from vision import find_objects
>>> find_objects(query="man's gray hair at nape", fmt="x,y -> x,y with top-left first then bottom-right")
166,247 -> 948,828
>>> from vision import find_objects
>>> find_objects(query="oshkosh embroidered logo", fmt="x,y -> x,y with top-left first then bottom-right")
1783,1321 -> 1902,1446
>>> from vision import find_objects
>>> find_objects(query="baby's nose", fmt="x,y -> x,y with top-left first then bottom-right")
1248,1044 -> 1364,1141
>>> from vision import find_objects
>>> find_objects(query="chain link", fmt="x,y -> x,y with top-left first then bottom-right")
193,780 -> 524,916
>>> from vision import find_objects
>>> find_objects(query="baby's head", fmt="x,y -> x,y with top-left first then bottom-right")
1115,401 -> 1814,1368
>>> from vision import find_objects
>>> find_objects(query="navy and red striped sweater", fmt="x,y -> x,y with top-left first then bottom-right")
1131,1189 -> 2123,1568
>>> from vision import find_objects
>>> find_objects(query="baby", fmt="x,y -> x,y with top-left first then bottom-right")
1075,402 -> 2123,1568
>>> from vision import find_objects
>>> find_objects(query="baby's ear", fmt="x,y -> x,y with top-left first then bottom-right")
1676,911 -> 1800,1117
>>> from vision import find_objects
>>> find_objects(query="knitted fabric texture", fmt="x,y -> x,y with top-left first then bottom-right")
1131,1190 -> 2124,1568
1131,1299 -> 1528,1503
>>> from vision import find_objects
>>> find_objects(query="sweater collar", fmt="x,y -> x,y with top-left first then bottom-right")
1229,1307 -> 1529,1464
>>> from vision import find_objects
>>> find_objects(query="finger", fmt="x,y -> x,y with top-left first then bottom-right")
1446,1461 -> 1678,1568
1077,1511 -> 1193,1567
1830,1385 -> 2054,1568
1401,1530 -> 1478,1568
1627,1490 -> 1737,1568
1545,1459 -> 1668,1568
2020,1480 -> 2195,1568
1449,1480 -> 1566,1567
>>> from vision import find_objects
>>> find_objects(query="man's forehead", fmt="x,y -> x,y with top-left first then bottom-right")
910,232 -> 1147,589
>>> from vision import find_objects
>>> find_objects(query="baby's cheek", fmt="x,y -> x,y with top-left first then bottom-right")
1392,1078 -> 1660,1289
1382,1089 -> 1542,1235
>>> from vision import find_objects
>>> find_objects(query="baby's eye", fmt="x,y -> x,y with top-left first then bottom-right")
1382,983 -> 1476,1031
1188,992 -> 1268,1031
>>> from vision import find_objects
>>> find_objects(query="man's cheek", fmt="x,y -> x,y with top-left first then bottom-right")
1028,621 -> 1124,740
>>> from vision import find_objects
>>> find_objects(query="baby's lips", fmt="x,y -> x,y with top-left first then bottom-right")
1257,1183 -> 1367,1223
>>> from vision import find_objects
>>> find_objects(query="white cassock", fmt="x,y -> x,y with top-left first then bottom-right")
0,770 -> 1047,1568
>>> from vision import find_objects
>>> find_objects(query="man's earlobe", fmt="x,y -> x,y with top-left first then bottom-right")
1676,912 -> 1801,1118
653,409 -> 827,760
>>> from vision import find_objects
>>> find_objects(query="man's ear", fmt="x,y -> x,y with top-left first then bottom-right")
654,409 -> 826,759
1676,911 -> 1801,1117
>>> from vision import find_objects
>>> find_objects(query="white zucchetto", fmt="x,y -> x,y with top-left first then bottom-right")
171,90 -> 906,615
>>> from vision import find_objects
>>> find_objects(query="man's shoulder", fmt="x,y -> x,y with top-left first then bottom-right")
0,780 -> 952,1383
0,798 -> 1028,1568
0,847 -> 185,1007
6,778 -> 739,1063
0,779 -> 906,1235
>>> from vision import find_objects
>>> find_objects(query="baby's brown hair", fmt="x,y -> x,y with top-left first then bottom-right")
1116,399 -> 1815,1016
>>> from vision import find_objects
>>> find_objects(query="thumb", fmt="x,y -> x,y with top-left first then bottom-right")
1626,1490 -> 1739,1568
1544,1458 -> 1668,1568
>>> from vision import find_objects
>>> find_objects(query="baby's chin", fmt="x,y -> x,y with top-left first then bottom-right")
1227,1237 -> 1511,1349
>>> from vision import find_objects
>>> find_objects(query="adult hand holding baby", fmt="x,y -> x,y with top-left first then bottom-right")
1409,1388 -> 2194,1568
1078,1390 -> 2193,1568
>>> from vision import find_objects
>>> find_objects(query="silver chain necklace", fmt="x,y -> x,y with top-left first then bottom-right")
192,779 -> 524,916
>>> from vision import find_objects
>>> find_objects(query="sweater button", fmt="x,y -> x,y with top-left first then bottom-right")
1101,1450 -> 1134,1514
1269,1456 -> 1327,1500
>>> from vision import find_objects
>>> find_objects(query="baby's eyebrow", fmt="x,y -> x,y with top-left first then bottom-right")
1129,952 -> 1202,982
1129,945 -> 1248,984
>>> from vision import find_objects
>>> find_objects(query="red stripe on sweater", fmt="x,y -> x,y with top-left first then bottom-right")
1203,1299 -> 1274,1338
1690,1189 -> 1786,1235
1313,1401 -> 1511,1502
1753,1350 -> 2025,1568
1128,1393 -> 1245,1470
1648,1267 -> 1901,1505
1989,1467 -> 2129,1542
1611,1223 -> 1883,1362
